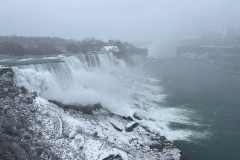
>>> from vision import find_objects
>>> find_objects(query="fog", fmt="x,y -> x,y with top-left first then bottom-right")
1,0 -> 240,57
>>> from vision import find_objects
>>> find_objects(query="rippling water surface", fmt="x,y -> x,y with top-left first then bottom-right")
144,58 -> 240,160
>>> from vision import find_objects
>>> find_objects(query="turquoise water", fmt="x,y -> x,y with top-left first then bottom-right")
144,58 -> 240,160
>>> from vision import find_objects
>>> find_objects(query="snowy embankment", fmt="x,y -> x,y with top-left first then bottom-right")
34,97 -> 182,160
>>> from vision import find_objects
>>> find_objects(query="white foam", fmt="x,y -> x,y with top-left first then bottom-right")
18,58 -> 33,61
0,65 -> 8,69
0,58 -> 12,62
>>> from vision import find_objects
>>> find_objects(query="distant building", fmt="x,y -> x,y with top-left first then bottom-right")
101,46 -> 119,53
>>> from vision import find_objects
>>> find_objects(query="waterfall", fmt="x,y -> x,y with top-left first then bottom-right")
12,52 -> 197,141
12,53 -> 128,106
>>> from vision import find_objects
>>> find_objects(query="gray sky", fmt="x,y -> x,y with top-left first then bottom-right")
1,0 -> 240,43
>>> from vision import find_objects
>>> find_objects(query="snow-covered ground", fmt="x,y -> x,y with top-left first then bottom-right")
33,96 -> 182,160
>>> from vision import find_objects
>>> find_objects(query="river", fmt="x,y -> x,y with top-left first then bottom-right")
144,58 -> 240,160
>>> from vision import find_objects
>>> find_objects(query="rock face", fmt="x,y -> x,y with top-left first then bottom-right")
0,66 -> 183,160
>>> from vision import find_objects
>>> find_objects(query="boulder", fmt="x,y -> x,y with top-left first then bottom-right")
122,116 -> 133,121
125,122 -> 139,132
133,112 -> 143,120
110,122 -> 123,132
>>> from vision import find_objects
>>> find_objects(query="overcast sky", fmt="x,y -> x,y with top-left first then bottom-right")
1,0 -> 240,43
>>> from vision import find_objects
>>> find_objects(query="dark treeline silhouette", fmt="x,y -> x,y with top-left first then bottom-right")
0,36 -> 147,60
0,36 -> 66,55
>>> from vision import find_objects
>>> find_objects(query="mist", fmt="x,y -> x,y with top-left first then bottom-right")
1,0 -> 240,57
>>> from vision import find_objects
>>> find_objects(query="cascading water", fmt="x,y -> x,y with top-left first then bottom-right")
13,53 -> 126,106
12,52 -> 200,141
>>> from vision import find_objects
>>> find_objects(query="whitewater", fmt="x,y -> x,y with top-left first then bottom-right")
10,52 -> 199,141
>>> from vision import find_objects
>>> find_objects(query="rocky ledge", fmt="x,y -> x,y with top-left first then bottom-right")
0,66 -> 183,160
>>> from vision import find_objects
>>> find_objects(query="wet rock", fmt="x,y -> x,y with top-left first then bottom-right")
0,67 -> 12,76
93,132 -> 98,137
24,135 -> 31,140
7,86 -> 18,93
110,122 -> 123,132
133,112 -> 143,120
160,136 -> 167,141
80,103 -> 103,114
0,91 -> 6,98
150,143 -> 165,152
122,116 -> 133,121
20,87 -> 28,94
103,154 -> 123,160
109,112 -> 114,117
149,118 -> 155,121
49,100 -> 102,114
125,122 -> 139,132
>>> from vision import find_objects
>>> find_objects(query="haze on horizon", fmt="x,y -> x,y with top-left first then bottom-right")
1,0 -> 240,56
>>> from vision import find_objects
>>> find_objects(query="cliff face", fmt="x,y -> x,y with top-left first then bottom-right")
0,66 -> 183,160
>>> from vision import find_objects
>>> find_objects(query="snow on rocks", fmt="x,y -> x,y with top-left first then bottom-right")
33,97 -> 183,159
0,65 -> 9,69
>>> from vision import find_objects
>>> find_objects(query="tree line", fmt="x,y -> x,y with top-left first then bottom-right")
0,36 -> 144,58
